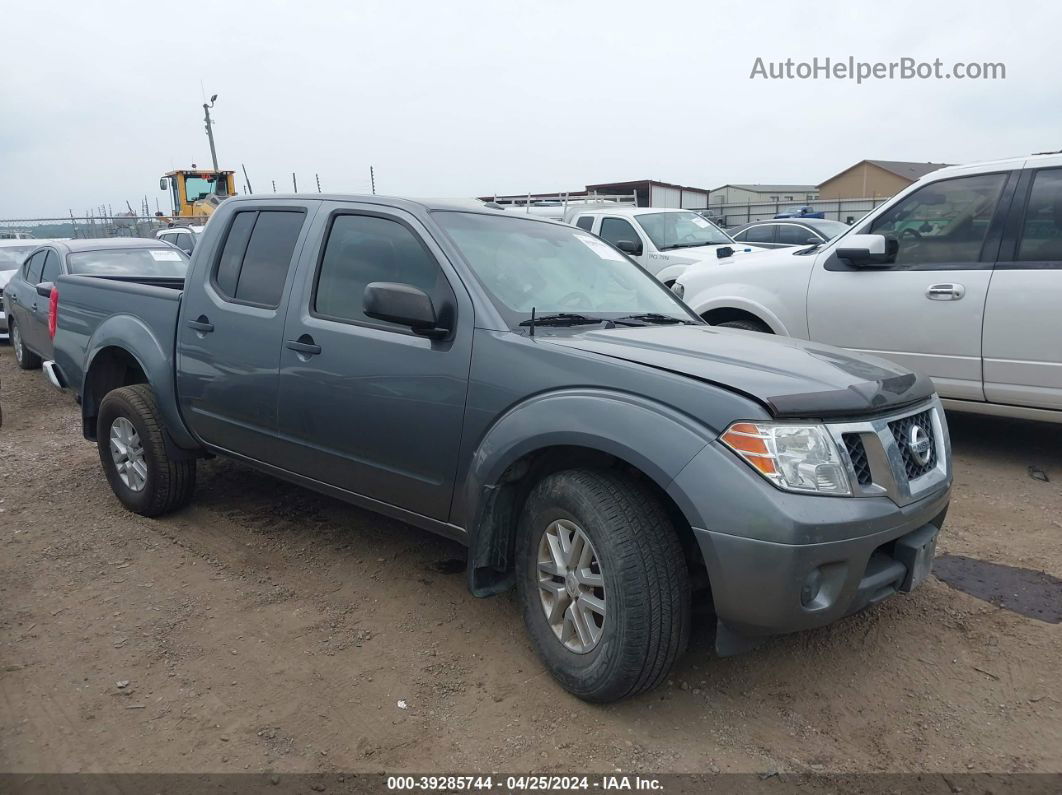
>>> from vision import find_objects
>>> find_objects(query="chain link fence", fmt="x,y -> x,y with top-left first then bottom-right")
0,215 -> 173,242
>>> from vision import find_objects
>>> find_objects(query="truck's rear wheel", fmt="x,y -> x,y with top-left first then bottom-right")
97,384 -> 195,517
10,319 -> 42,370
515,469 -> 690,702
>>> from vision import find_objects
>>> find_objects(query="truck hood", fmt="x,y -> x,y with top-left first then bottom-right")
654,243 -> 762,268
542,325 -> 935,418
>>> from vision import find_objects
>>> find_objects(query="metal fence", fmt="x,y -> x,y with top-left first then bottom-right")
0,214 -> 172,242
708,197 -> 891,228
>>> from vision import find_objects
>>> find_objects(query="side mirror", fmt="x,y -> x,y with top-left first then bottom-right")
35,281 -> 55,298
716,246 -> 735,259
159,177 -> 168,191
615,239 -> 643,256
363,282 -> 449,338
836,234 -> 898,267
805,236 -> 821,245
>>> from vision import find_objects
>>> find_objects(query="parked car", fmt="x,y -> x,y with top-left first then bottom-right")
48,195 -> 950,702
570,207 -> 762,285
676,152 -> 1062,422
155,225 -> 204,256
774,206 -> 825,219
730,219 -> 852,248
6,238 -> 188,370
1,239 -> 59,338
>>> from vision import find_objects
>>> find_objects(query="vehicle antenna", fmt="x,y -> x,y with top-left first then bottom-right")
529,307 -> 536,337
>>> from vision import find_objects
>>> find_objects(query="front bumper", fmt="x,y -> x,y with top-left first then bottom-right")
666,403 -> 951,644
690,491 -> 947,640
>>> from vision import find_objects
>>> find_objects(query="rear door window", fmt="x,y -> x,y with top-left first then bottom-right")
24,251 -> 46,283
1017,168 -> 1062,261
213,210 -> 305,307
39,250 -> 61,283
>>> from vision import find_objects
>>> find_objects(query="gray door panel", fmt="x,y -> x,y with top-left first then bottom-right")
275,203 -> 473,521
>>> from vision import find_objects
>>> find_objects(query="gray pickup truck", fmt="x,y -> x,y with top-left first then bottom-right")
48,195 -> 952,702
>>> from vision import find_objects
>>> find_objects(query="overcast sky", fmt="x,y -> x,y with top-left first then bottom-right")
2,0 -> 1060,218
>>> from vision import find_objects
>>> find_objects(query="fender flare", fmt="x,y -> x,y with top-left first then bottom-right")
457,388 -> 714,595
82,315 -> 198,449
691,295 -> 789,335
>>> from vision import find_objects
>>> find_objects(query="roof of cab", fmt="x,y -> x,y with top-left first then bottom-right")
50,238 -> 175,253
223,193 -> 519,217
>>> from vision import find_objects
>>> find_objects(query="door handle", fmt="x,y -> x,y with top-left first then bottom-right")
186,316 -> 214,333
926,283 -> 965,301
286,338 -> 321,356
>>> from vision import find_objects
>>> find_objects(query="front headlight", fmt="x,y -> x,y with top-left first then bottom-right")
721,421 -> 851,496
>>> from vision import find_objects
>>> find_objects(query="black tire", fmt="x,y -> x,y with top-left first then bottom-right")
97,384 -> 196,517
515,469 -> 690,702
10,319 -> 42,370
715,318 -> 772,333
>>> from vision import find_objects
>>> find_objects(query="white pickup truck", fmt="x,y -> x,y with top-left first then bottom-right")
569,207 -> 760,286
675,153 -> 1062,423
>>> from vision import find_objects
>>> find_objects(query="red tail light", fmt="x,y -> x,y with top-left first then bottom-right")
48,287 -> 59,339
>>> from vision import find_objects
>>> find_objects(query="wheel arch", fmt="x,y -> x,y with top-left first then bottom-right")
695,298 -> 788,335
458,390 -> 714,598
80,315 -> 198,450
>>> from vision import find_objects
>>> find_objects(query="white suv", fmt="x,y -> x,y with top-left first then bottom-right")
570,207 -> 760,285
675,153 -> 1062,423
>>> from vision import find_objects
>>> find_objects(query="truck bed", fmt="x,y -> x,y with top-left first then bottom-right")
51,273 -> 184,399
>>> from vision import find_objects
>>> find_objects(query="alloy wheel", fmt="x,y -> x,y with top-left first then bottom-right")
109,417 -> 147,492
536,519 -> 607,653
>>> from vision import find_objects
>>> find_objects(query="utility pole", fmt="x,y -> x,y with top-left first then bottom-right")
370,166 -> 376,195
315,173 -> 321,193
292,173 -> 298,193
241,163 -> 254,194
271,180 -> 276,193
203,94 -> 220,172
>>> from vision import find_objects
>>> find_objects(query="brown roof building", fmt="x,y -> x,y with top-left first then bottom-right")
818,159 -> 951,200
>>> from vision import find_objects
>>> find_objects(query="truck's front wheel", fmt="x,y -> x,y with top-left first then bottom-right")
516,470 -> 690,702
97,385 -> 196,517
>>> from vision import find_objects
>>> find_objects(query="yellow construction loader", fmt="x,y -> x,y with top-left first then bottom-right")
159,167 -> 237,221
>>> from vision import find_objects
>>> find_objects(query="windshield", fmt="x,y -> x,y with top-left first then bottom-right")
636,211 -> 733,250
0,245 -> 36,271
67,247 -> 189,277
810,220 -> 851,240
433,211 -> 694,327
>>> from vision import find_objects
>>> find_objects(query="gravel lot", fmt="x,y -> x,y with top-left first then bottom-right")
1,345 -> 1060,775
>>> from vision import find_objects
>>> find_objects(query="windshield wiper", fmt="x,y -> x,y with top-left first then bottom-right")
518,313 -> 609,328
659,242 -> 710,251
615,313 -> 696,325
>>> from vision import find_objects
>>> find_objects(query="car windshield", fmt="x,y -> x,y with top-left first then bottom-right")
433,211 -> 694,327
810,220 -> 851,239
0,245 -> 36,271
635,211 -> 733,250
66,247 -> 189,277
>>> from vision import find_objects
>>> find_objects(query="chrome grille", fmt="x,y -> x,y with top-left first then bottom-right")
888,409 -> 936,480
843,434 -> 873,486
826,399 -> 950,507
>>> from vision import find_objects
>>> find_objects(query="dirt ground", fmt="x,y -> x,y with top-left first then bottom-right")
1,345 -> 1060,776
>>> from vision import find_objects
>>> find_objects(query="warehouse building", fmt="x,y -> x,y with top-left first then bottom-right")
708,184 -> 819,206
817,159 -> 950,199
483,179 -> 711,209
